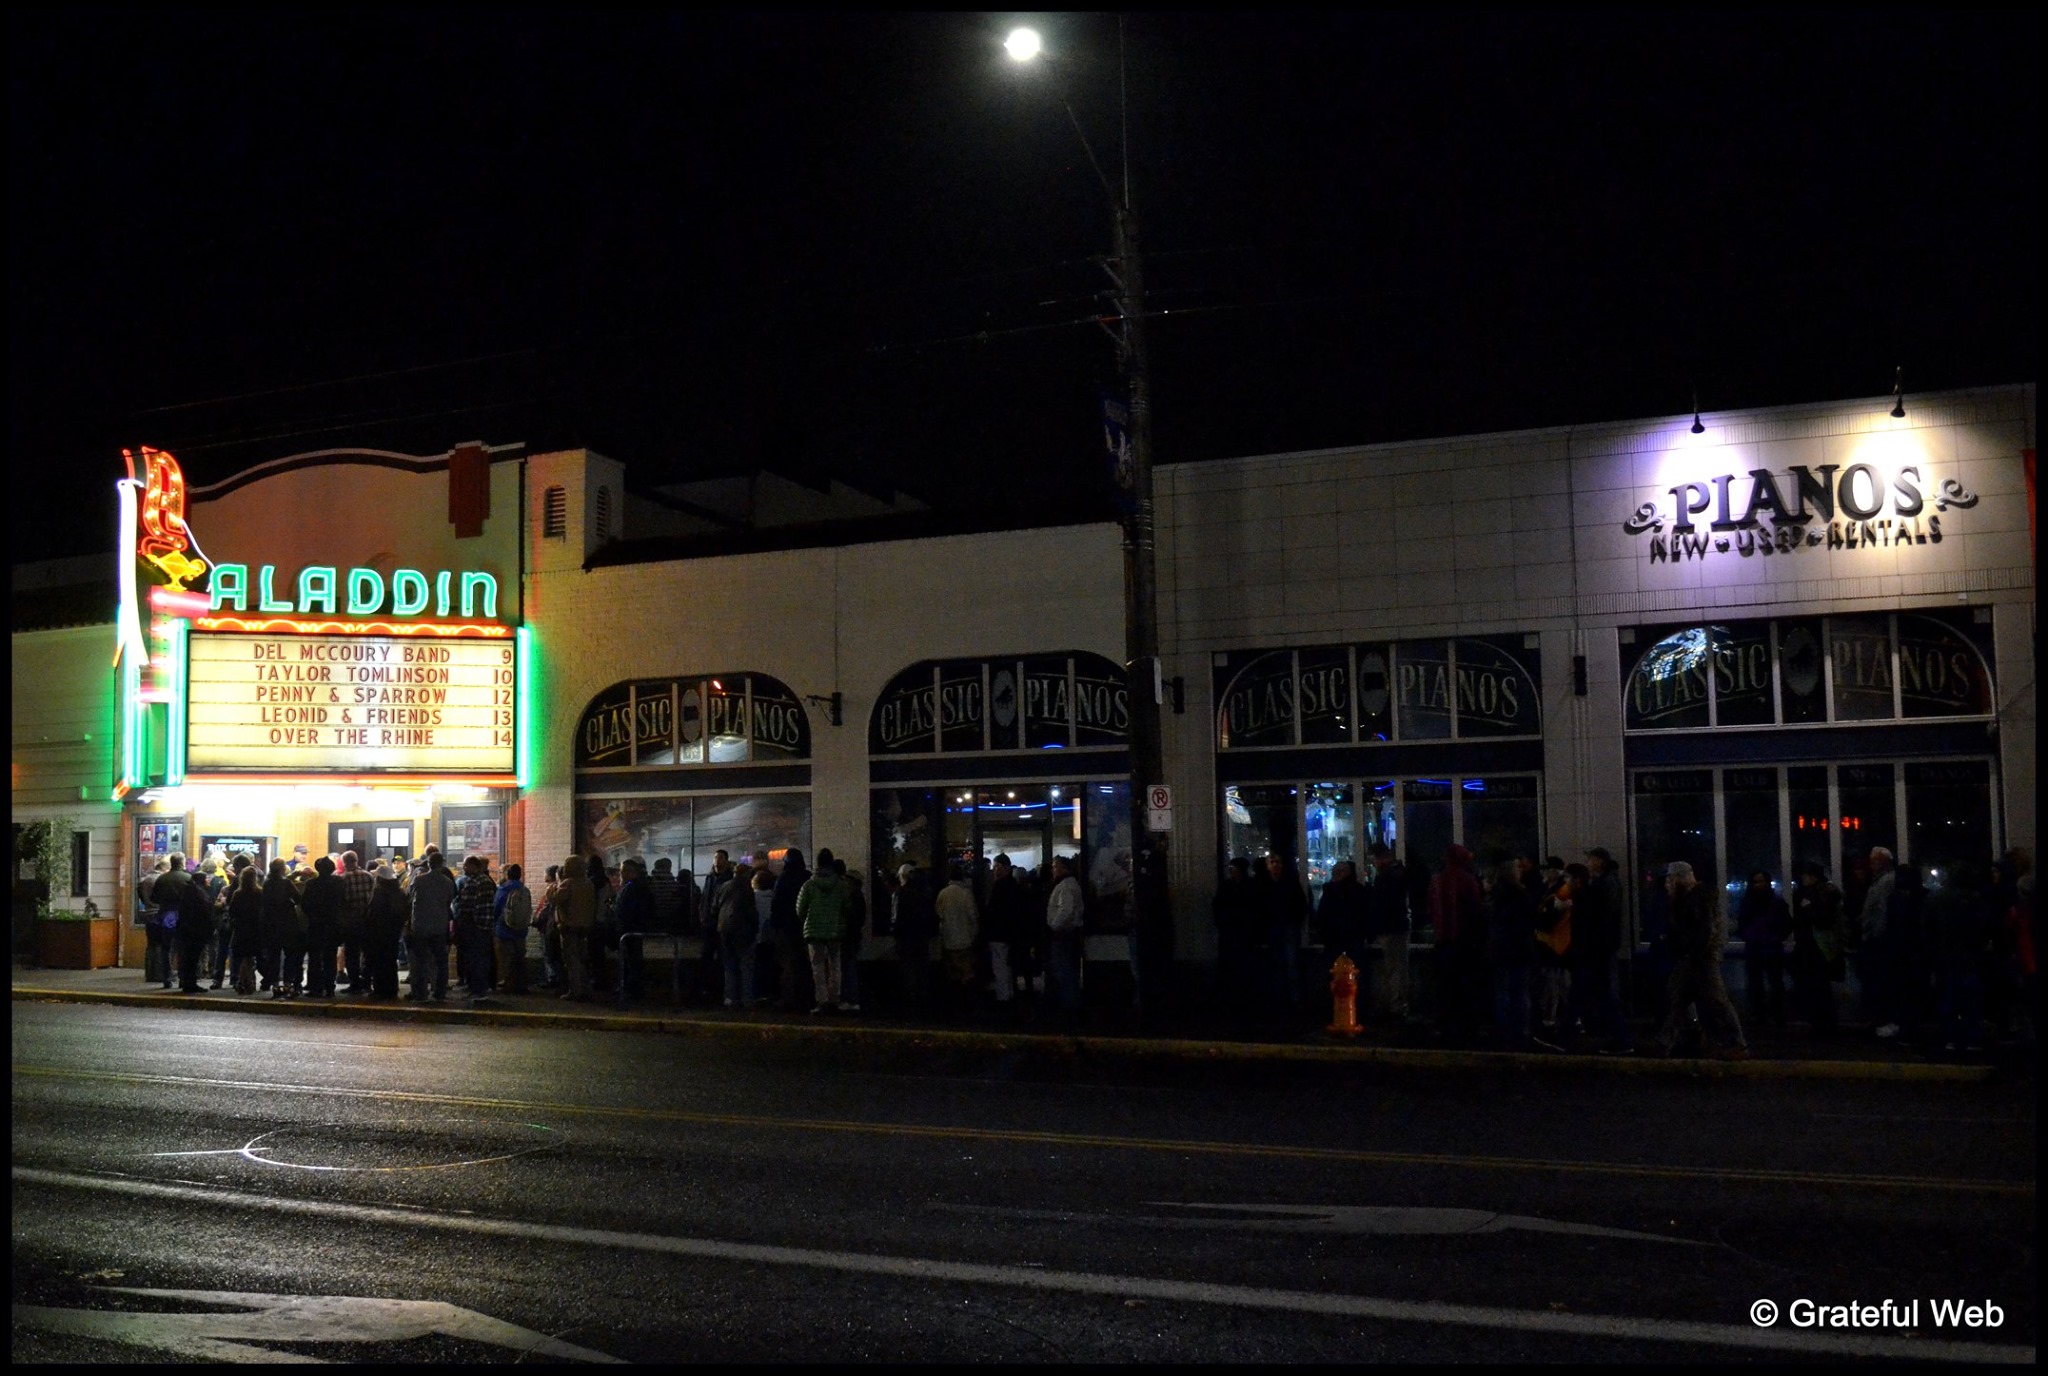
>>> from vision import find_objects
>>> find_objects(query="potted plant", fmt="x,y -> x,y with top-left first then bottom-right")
20,817 -> 117,969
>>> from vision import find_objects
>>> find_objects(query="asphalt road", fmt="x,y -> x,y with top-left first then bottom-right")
11,1000 -> 2038,1364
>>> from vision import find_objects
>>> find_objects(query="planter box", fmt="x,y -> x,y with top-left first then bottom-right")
36,917 -> 119,970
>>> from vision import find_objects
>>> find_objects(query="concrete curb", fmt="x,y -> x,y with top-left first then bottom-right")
13,984 -> 2002,1083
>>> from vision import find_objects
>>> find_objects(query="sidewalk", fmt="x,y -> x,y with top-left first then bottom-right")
12,962 -> 2017,1083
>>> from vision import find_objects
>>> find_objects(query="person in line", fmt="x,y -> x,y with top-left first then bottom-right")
1564,848 -> 1633,1054
717,857 -> 763,1009
985,854 -> 1027,1008
1044,855 -> 1085,1020
1932,859 -> 1992,1053
261,857 -> 307,999
1789,860 -> 1844,1032
1486,858 -> 1542,1050
1315,860 -> 1370,1015
554,854 -> 597,1001
586,855 -> 617,994
770,848 -> 812,1010
837,856 -> 867,1014
893,862 -> 939,1014
300,855 -> 346,998
936,864 -> 981,1017
362,863 -> 407,1000
406,850 -> 456,1002
156,853 -> 213,995
337,850 -> 376,996
198,857 -> 229,990
140,857 -> 173,989
1363,846 -> 1411,1024
1738,870 -> 1792,1031
1260,852 -> 1309,1026
455,855 -> 499,1005
494,863 -> 532,993
1212,857 -> 1259,1025
227,865 -> 264,994
1880,861 -> 1929,1041
796,847 -> 850,1012
535,864 -> 564,989
1650,861 -> 1747,1059
1855,846 -> 1896,1029
1531,857 -> 1573,1041
1429,844 -> 1486,1045
614,857 -> 655,1000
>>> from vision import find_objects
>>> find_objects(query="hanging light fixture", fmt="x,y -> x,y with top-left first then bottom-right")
1889,366 -> 1906,419
1690,389 -> 1705,435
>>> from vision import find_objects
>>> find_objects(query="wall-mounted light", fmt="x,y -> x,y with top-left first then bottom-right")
1889,366 -> 1906,419
1690,390 -> 1705,435
804,691 -> 844,726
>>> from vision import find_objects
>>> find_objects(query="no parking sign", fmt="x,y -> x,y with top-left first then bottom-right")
1146,784 -> 1173,832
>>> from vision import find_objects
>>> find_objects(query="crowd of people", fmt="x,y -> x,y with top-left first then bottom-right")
1212,840 -> 2037,1058
131,835 -> 2037,1056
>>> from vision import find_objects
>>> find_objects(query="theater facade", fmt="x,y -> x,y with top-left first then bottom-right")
11,382 -> 2034,975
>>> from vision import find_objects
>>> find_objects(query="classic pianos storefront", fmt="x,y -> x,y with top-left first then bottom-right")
113,445 -> 529,961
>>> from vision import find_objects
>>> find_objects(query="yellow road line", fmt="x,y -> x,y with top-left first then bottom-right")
12,1064 -> 2033,1196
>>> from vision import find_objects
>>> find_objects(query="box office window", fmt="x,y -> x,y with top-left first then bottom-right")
1215,636 -> 1541,750
1623,610 -> 1993,732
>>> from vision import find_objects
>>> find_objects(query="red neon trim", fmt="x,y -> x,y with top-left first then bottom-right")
194,616 -> 513,638
178,773 -> 520,787
149,587 -> 213,618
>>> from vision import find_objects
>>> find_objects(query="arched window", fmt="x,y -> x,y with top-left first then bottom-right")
575,673 -> 811,768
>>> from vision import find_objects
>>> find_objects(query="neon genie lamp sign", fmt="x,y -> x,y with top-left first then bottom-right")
1622,460 -> 1978,562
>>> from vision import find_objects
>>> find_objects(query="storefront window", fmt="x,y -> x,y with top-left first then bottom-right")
1395,643 -> 1453,740
1723,766 -> 1783,904
1084,783 -> 1133,931
1303,783 -> 1353,899
1021,656 -> 1071,750
1898,616 -> 1994,718
1787,765 -> 1831,878
1297,648 -> 1352,746
631,680 -> 678,765
1776,618 -> 1828,724
1836,763 -> 1898,858
578,673 -> 812,769
1633,769 -> 1718,893
1453,637 -> 1541,737
1354,645 -> 1394,742
1625,626 -> 1711,731
1218,650 -> 1296,749
1905,761 -> 1993,890
574,793 -> 810,879
1711,624 -> 1776,727
1460,775 -> 1540,868
1829,616 -> 1896,721
1401,779 -> 1455,875
1360,780 -> 1398,854
1224,784 -> 1293,866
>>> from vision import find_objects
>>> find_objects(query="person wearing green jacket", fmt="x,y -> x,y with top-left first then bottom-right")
796,847 -> 850,1012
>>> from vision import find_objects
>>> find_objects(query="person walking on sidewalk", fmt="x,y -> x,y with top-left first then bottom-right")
1651,861 -> 1746,1059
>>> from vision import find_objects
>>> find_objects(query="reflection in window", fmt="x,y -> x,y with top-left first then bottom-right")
1898,616 -> 1994,718
1711,624 -> 1776,726
1828,616 -> 1896,721
1836,763 -> 1899,859
1777,619 -> 1828,724
1626,627 -> 1711,730
1460,776 -> 1541,869
1904,761 -> 1993,889
1224,784 -> 1294,869
1304,783 -> 1354,900
1297,648 -> 1352,746
1723,766 -> 1783,905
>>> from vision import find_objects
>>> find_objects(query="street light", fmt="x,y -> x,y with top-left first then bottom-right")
1004,23 -> 1170,986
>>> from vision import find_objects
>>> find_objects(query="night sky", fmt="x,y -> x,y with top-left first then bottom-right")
7,10 -> 2037,564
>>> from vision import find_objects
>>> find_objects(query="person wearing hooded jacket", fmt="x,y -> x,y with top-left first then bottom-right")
796,848 -> 849,1011
770,849 -> 812,1010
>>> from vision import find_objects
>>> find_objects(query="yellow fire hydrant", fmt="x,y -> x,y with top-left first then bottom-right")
1326,953 -> 1361,1038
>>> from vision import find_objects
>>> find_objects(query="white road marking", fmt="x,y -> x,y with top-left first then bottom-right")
13,1288 -> 619,1363
13,1166 -> 2034,1363
935,1200 -> 1705,1244
148,1031 -> 410,1051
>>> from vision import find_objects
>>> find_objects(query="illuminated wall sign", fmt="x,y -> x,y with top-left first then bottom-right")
208,563 -> 498,619
1621,461 -> 1979,563
186,632 -> 518,773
